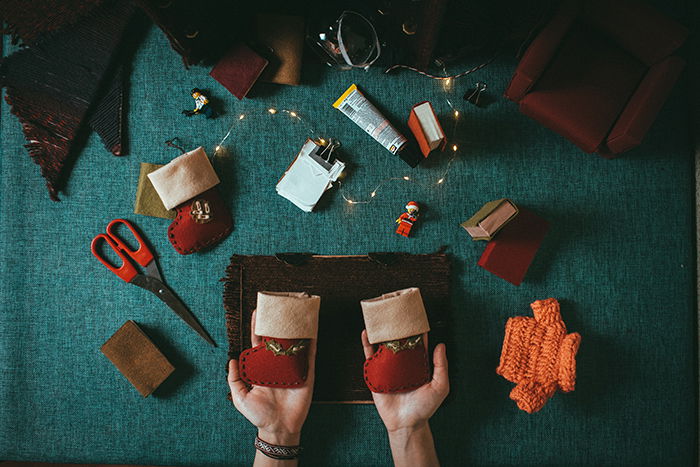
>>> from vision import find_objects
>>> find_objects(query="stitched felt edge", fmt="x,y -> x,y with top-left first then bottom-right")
239,344 -> 306,387
168,208 -> 233,255
363,344 -> 430,393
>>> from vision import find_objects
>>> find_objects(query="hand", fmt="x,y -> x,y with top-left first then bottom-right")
362,330 -> 448,467
361,330 -> 449,432
228,310 -> 316,446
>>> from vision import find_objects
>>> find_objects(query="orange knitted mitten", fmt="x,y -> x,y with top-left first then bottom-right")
496,298 -> 581,413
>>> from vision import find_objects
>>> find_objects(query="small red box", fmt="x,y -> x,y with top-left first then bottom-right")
478,208 -> 549,286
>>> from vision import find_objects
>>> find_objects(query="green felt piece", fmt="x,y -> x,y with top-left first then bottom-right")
134,163 -> 176,220
0,4 -> 697,466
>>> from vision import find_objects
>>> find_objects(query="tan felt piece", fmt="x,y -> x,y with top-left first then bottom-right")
254,291 -> 321,339
148,147 -> 220,210
361,287 -> 430,344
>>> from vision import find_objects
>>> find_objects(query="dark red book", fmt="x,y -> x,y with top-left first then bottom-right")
477,208 -> 549,286
209,43 -> 268,99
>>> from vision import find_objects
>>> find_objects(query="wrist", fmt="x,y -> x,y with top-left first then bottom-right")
387,420 -> 430,436
388,421 -> 430,439
258,428 -> 301,446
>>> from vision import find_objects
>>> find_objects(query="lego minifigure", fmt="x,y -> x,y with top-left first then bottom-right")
182,88 -> 217,119
396,201 -> 420,237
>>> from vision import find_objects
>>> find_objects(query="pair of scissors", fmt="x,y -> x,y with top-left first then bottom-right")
91,219 -> 216,347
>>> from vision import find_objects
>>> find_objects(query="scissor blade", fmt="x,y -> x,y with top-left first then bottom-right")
131,275 -> 216,347
145,260 -> 163,283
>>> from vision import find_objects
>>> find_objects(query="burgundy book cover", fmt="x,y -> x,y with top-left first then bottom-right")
478,208 -> 549,286
209,43 -> 268,99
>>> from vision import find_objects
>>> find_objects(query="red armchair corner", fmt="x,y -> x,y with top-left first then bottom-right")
505,0 -> 688,158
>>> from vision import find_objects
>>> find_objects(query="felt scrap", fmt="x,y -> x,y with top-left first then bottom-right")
134,163 -> 176,220
148,147 -> 220,210
361,287 -> 430,344
255,14 -> 305,86
101,320 -> 175,397
254,291 -> 321,339
209,43 -> 268,99
0,0 -> 135,200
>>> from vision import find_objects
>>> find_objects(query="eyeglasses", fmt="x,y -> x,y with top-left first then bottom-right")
309,10 -> 381,71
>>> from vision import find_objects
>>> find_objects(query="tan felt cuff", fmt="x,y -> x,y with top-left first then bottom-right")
254,291 -> 321,339
361,287 -> 430,344
148,147 -> 220,210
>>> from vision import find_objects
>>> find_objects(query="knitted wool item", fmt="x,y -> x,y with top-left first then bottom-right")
496,298 -> 581,414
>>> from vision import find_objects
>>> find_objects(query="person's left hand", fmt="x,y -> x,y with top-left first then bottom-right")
227,310 -> 316,446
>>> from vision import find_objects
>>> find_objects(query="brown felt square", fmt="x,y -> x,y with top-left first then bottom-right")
101,321 -> 175,397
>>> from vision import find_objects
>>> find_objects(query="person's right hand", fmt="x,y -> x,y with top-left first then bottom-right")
361,329 -> 449,432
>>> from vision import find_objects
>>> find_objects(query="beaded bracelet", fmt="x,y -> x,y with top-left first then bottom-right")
255,436 -> 302,460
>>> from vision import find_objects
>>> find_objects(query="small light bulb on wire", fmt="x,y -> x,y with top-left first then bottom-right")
452,144 -> 458,152
437,178 -> 445,184
239,114 -> 245,120
290,111 -> 298,118
403,176 -> 410,181
268,108 -> 277,114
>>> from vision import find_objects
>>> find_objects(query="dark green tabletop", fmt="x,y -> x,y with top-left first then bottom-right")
1,3 -> 697,465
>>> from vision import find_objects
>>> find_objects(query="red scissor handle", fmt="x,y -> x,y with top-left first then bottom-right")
105,219 -> 154,268
91,234 -> 138,283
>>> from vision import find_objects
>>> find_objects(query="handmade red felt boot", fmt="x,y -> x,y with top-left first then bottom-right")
361,287 -> 431,393
148,146 -> 232,254
239,292 -> 320,387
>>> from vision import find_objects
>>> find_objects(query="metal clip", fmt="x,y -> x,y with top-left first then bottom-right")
464,82 -> 488,107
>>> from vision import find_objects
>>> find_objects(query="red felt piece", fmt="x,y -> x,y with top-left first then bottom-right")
239,337 -> 309,387
168,187 -> 232,255
478,208 -> 549,286
364,337 -> 430,394
209,43 -> 268,100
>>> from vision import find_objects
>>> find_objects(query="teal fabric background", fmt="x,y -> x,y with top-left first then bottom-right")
0,4 -> 697,465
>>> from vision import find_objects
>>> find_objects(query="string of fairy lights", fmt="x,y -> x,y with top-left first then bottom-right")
211,75 -> 467,207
